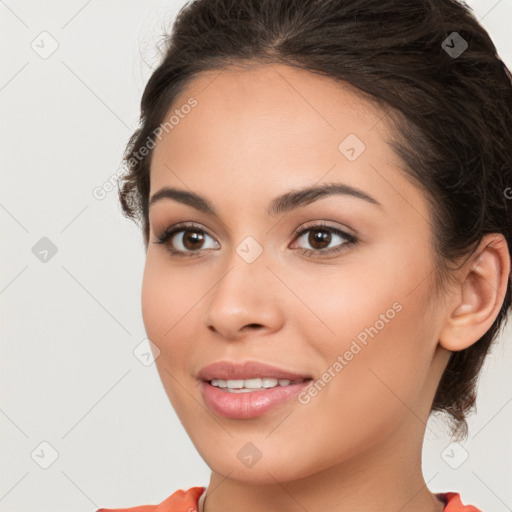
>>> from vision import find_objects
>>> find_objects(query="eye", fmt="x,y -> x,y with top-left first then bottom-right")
154,222 -> 219,257
153,221 -> 358,259
291,222 -> 357,257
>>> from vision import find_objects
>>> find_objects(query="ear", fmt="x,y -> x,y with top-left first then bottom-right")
439,233 -> 511,352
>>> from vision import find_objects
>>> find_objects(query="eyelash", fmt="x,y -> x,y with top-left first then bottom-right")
154,221 -> 358,259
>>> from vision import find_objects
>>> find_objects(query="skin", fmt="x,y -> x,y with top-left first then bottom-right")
142,63 -> 510,512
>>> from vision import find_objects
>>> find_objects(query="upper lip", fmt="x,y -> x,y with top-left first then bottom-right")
198,360 -> 312,382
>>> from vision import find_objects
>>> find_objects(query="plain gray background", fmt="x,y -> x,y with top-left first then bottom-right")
1,1 -> 511,511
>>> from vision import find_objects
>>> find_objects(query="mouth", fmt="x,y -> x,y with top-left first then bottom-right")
197,360 -> 313,419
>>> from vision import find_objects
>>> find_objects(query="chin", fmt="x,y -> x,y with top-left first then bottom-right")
199,445 -> 320,484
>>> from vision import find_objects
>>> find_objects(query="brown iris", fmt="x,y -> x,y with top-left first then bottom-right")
307,228 -> 331,250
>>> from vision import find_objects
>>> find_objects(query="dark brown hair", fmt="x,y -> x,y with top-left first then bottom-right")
118,0 -> 512,441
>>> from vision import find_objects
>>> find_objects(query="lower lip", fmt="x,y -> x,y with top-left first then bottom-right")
201,380 -> 312,419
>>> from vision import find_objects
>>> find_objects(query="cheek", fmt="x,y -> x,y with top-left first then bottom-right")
315,238 -> 435,354
287,248 -> 433,356
141,255 -> 204,413
141,255 -> 170,345
141,254 -> 201,362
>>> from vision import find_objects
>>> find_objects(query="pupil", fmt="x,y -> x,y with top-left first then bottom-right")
310,228 -> 331,249
184,230 -> 204,250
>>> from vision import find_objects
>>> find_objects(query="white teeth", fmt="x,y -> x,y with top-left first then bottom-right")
210,377 -> 302,391
244,378 -> 265,389
262,378 -> 278,388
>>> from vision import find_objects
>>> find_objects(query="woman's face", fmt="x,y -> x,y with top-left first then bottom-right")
142,63 -> 452,482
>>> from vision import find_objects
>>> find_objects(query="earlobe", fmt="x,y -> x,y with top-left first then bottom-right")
438,233 -> 510,352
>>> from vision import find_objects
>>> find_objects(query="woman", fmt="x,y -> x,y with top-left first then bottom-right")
97,0 -> 512,510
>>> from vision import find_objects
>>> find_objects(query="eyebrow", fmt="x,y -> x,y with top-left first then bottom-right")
148,182 -> 383,217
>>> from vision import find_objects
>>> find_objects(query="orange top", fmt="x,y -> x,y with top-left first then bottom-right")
96,487 -> 483,512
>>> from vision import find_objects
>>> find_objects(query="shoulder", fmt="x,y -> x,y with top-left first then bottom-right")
437,492 -> 483,512
95,486 -> 206,512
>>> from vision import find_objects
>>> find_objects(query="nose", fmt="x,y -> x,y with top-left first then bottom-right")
203,254 -> 285,341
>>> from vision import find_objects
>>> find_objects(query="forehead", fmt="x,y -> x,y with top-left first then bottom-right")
153,63 -> 389,168
149,63 -> 427,222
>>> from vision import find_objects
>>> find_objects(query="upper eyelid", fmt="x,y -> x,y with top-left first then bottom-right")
161,220 -> 349,235
292,221 -> 355,238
